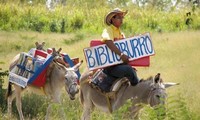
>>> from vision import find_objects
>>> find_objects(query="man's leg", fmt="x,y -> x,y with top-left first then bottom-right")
108,64 -> 139,86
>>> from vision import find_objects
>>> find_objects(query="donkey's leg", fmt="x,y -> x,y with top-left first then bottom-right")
53,91 -> 66,119
45,102 -> 66,120
54,98 -> 66,120
81,100 -> 94,120
45,103 -> 53,120
7,90 -> 16,117
14,85 -> 24,120
129,105 -> 142,120
59,104 -> 66,120
45,90 -> 61,120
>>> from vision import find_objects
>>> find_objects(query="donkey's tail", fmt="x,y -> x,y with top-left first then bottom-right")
5,82 -> 12,99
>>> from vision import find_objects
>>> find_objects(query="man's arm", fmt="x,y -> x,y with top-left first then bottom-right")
105,40 -> 129,63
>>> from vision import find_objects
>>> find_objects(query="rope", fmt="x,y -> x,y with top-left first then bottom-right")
106,94 -> 113,113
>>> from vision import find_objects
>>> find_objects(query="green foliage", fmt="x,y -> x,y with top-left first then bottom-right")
0,69 -> 8,113
112,99 -> 132,120
112,94 -> 200,120
20,94 -> 48,119
69,11 -> 84,31
50,20 -> 58,32
0,2 -> 199,34
60,18 -> 65,33
138,94 -> 200,120
166,94 -> 194,120
0,69 -> 47,119
6,93 -> 48,119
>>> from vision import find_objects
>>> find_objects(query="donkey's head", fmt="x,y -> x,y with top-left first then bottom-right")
51,48 -> 69,67
148,73 -> 167,107
50,48 -> 82,100
148,73 -> 179,107
35,42 -> 46,51
145,73 -> 179,118
64,61 -> 83,100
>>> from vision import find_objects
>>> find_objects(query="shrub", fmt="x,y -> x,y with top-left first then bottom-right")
20,94 -> 48,119
50,20 -> 58,32
70,13 -> 84,31
60,18 -> 65,33
0,69 -> 8,113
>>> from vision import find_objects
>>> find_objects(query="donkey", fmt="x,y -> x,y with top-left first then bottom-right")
79,71 -> 179,120
6,48 -> 82,120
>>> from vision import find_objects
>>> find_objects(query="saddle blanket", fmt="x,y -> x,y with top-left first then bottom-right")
9,50 -> 53,88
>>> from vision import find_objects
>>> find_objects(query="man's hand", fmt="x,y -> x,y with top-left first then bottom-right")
105,40 -> 129,64
120,54 -> 129,64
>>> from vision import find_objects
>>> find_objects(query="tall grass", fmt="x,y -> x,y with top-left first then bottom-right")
0,2 -> 199,34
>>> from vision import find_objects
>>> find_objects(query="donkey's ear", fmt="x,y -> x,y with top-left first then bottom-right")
57,48 -> 62,53
42,42 -> 45,45
164,82 -> 180,88
35,42 -> 39,46
72,60 -> 83,71
154,73 -> 161,83
52,48 -> 56,54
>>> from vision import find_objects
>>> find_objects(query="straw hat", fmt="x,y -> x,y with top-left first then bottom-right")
104,8 -> 128,26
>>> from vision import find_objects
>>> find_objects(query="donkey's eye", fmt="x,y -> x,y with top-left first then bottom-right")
156,95 -> 160,98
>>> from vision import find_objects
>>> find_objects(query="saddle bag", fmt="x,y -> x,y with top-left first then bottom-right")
91,69 -> 107,85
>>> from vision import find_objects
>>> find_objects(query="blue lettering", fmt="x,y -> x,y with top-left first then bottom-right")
139,37 -> 148,55
97,47 -> 107,65
85,49 -> 95,68
94,48 -> 100,66
84,34 -> 154,70
105,46 -> 114,64
145,36 -> 154,54
119,41 -> 131,57
127,40 -> 134,58
130,38 -> 140,58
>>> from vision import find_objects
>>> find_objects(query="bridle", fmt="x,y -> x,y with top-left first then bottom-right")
147,84 -> 167,106
64,74 -> 78,95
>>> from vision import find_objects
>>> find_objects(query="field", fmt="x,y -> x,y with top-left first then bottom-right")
0,30 -> 200,119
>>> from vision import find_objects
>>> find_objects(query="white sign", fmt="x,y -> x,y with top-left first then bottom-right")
83,33 -> 154,71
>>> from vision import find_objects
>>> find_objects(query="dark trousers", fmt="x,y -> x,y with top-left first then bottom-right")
98,64 -> 139,92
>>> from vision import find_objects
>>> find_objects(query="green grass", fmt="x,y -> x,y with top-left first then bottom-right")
0,30 -> 200,119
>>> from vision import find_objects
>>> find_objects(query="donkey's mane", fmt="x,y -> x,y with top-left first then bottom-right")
140,76 -> 153,82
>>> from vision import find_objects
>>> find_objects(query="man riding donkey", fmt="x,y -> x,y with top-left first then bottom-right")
92,8 -> 139,92
79,8 -> 179,120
